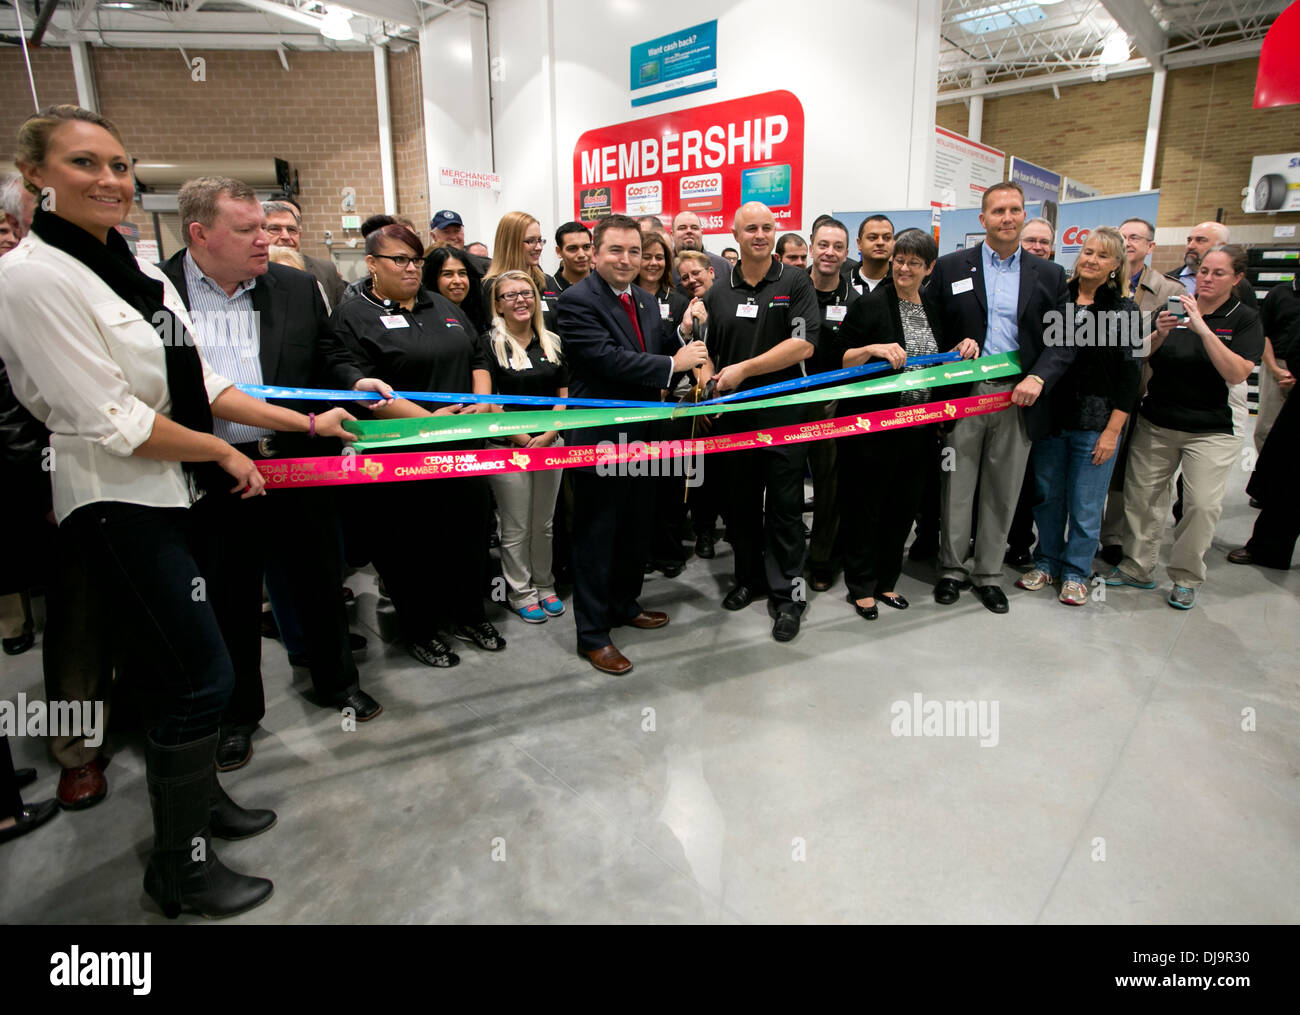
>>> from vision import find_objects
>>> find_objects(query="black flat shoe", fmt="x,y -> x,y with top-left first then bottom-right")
333,688 -> 383,722
972,584 -> 1009,614
722,585 -> 762,611
0,799 -> 59,845
2,631 -> 34,655
15,768 -> 37,790
934,578 -> 964,605
772,611 -> 800,642
214,729 -> 253,773
879,593 -> 909,610
694,534 -> 716,559
853,602 -> 878,621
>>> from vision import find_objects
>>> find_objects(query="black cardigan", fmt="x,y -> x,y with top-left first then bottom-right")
1048,281 -> 1143,435
829,283 -> 944,417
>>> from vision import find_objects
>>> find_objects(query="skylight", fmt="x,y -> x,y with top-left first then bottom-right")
952,1 -> 1049,35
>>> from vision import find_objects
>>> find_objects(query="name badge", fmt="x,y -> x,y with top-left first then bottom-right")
540,299 -> 553,314
380,314 -> 408,329
660,302 -> 672,319
825,305 -> 847,322
951,278 -> 974,295
514,356 -> 534,370
736,303 -> 758,319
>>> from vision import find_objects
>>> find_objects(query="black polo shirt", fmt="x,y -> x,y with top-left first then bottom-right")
703,257 -> 820,390
329,282 -> 488,413
1141,299 -> 1265,435
1261,276 -> 1300,363
809,272 -> 860,373
477,331 -> 569,412
484,271 -> 563,333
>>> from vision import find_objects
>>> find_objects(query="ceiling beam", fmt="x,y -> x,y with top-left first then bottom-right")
1098,0 -> 1167,67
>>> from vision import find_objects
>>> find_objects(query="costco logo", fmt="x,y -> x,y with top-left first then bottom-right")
624,180 -> 662,216
679,173 -> 722,198
1061,225 -> 1091,250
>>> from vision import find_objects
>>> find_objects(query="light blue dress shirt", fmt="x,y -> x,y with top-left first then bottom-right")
1177,265 -> 1197,295
182,251 -> 269,445
981,242 -> 1021,357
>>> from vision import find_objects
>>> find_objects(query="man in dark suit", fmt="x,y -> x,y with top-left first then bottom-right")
164,177 -> 382,770
557,214 -> 709,674
928,181 -> 1072,613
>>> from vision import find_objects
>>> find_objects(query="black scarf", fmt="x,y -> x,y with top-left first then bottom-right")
31,209 -> 219,491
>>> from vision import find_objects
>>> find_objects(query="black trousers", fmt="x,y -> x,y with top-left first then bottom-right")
191,482 -> 359,730
648,416 -> 693,565
912,427 -> 943,549
62,503 -> 233,746
721,435 -> 808,608
1245,377 -> 1299,568
367,475 -> 490,644
1,736 -> 23,821
839,426 -> 931,599
571,469 -> 653,651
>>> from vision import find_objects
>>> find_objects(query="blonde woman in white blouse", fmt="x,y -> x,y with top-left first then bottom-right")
0,105 -> 358,919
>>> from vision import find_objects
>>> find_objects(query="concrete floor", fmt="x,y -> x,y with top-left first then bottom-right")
1,459 -> 1297,924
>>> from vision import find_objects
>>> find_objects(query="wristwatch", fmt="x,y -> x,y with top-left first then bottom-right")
1027,374 -> 1045,386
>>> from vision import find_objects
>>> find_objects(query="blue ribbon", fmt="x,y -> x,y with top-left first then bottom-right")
236,351 -> 964,410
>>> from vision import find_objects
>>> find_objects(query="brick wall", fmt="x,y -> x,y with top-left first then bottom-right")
935,59 -> 1300,271
0,46 -> 392,261
0,48 -> 80,158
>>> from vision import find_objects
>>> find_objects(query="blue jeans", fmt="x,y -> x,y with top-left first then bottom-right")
1030,429 -> 1120,583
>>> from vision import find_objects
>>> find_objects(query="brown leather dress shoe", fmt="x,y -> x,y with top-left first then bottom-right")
1226,547 -> 1253,565
57,759 -> 108,811
584,644 -> 633,675
626,611 -> 669,629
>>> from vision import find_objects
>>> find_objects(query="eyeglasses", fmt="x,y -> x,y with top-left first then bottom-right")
499,292 -> 535,303
1120,232 -> 1152,243
373,254 -> 425,268
1196,268 -> 1234,278
522,237 -> 547,247
892,257 -> 926,271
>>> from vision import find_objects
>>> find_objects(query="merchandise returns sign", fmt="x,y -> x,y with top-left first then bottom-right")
572,90 -> 805,234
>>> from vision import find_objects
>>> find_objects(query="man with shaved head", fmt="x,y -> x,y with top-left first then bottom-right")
698,202 -> 820,642
1167,221 -> 1255,308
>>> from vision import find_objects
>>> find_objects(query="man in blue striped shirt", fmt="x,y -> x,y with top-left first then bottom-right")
163,177 -> 383,771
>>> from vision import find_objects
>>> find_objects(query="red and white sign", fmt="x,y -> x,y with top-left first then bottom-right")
931,127 -> 1005,209
439,166 -> 502,192
573,90 -> 805,233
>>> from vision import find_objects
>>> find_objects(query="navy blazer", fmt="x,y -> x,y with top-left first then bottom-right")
160,250 -> 359,453
555,272 -> 676,448
928,245 -> 1072,439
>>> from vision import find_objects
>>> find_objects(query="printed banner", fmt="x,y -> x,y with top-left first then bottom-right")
257,391 -> 1013,490
1008,156 -> 1062,208
1055,190 -> 1161,272
932,127 -> 1005,209
345,354 -> 1021,450
573,90 -> 805,233
630,20 -> 718,107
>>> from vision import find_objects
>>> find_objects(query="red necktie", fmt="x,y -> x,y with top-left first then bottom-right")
618,291 -> 645,351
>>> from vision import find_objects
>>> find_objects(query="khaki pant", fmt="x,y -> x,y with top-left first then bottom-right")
1254,357 -> 1290,455
1120,417 -> 1241,587
487,439 -> 564,608
939,380 -> 1031,583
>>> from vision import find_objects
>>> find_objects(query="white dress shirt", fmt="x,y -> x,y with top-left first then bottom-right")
0,232 -> 233,522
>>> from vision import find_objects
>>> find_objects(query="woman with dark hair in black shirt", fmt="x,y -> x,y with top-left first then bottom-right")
329,223 -> 506,666
425,245 -> 488,335
832,229 -> 974,620
1016,227 -> 1141,606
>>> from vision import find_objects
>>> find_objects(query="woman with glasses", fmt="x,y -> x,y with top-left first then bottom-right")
830,229 -> 977,621
1015,227 -> 1141,607
328,223 -> 506,665
481,271 -> 568,623
1105,244 -> 1264,610
484,211 -> 562,332
424,245 -> 488,335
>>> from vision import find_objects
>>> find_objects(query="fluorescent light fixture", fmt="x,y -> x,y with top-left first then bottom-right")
1099,30 -> 1131,65
319,5 -> 354,41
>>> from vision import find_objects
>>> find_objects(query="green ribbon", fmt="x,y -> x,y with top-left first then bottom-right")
347,352 -> 1022,450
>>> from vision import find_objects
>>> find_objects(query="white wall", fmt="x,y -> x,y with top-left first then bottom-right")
484,0 -> 940,258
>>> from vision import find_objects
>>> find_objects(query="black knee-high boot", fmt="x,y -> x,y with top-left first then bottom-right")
143,732 -> 273,919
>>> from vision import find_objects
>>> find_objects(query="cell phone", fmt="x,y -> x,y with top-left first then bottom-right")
1167,296 -> 1187,319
